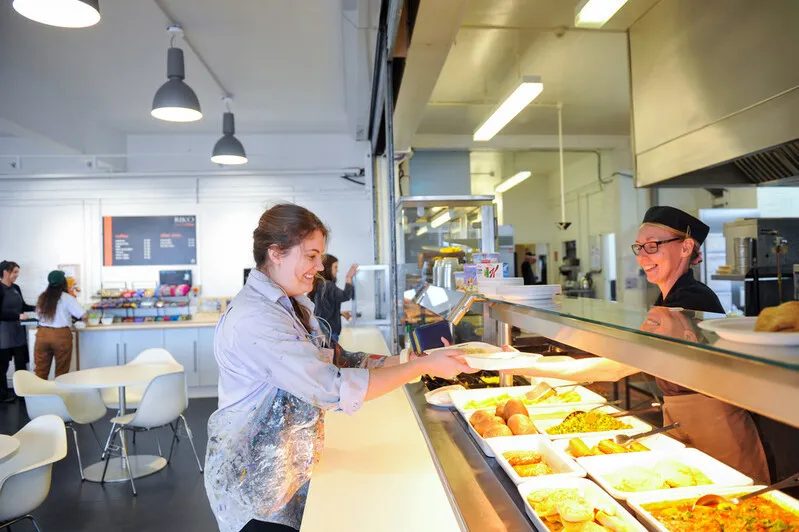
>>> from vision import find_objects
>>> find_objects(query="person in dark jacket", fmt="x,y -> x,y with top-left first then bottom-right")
520,252 -> 537,285
0,260 -> 35,402
309,255 -> 357,341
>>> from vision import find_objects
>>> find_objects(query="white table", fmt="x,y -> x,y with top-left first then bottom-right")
56,363 -> 183,483
0,435 -> 19,464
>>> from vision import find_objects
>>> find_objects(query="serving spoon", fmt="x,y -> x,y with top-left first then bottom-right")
692,472 -> 799,510
613,422 -> 680,445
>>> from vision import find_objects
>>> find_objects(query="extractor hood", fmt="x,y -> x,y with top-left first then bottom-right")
628,0 -> 799,188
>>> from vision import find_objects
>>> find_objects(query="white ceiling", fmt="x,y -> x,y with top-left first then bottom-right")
416,0 -> 661,139
0,0 -> 377,152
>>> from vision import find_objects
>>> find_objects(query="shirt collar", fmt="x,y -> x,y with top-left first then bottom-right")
246,268 -> 314,311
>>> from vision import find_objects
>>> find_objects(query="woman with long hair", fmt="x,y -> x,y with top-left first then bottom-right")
34,270 -> 86,379
308,254 -> 357,341
0,260 -> 35,402
204,204 -> 475,532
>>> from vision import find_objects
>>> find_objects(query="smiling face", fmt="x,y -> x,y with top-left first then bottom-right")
267,230 -> 326,297
635,224 -> 694,289
2,266 -> 19,284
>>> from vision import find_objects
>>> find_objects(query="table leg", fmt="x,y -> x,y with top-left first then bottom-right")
118,386 -> 127,470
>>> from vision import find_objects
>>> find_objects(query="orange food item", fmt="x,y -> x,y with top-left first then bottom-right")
469,410 -> 494,428
474,416 -> 505,436
503,451 -> 542,467
507,413 -> 537,435
502,398 -> 528,421
495,402 -> 505,419
483,424 -> 513,438
643,495 -> 799,531
513,462 -> 552,477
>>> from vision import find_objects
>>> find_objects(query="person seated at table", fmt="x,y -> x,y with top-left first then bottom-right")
34,270 -> 87,380
204,203 -> 476,532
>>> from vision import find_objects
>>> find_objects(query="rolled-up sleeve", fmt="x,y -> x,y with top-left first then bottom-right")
229,313 -> 369,414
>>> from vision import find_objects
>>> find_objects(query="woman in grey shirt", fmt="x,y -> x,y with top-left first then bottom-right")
205,204 -> 474,532
0,260 -> 35,402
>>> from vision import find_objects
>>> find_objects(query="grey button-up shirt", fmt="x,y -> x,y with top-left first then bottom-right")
205,269 -> 384,532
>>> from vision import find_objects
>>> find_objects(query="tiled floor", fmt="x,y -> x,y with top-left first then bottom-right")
0,397 -> 218,532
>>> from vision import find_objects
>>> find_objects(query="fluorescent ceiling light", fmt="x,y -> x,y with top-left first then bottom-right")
416,226 -> 429,236
430,210 -> 453,228
473,76 -> 543,141
13,0 -> 100,28
495,171 -> 532,193
575,0 -> 629,28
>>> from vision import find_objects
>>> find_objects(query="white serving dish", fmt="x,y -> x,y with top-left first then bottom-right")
495,284 -> 562,301
101,317 -> 114,326
486,435 -> 585,486
698,317 -> 799,346
578,448 -> 753,501
627,484 -> 799,532
550,433 -> 685,458
426,341 -> 545,371
450,382 -> 607,417
533,406 -> 652,440
424,384 -> 465,408
87,317 -> 100,326
518,476 -> 647,532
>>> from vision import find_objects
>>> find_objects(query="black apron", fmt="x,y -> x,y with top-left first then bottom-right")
0,284 -> 27,349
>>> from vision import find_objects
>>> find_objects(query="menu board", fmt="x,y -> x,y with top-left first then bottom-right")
103,216 -> 197,266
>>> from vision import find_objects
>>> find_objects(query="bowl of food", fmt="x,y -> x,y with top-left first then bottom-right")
101,316 -> 114,326
486,434 -> 586,486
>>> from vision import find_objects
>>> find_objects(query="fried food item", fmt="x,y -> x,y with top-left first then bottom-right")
626,441 -> 650,453
503,450 -> 542,466
507,413 -> 537,435
598,439 -> 628,455
495,402 -> 505,419
596,510 -> 634,532
483,424 -> 513,438
502,398 -> 528,421
469,410 -> 494,427
513,462 -> 553,477
755,301 -> 799,332
568,438 -> 593,458
474,415 -> 505,436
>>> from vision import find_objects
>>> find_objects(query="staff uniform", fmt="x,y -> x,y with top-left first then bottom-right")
0,282 -> 34,398
34,292 -> 84,379
205,269 -> 385,532
311,279 -> 354,338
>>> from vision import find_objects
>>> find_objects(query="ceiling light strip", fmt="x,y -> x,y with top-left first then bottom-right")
574,0 -> 630,28
495,171 -> 532,193
473,76 -> 544,141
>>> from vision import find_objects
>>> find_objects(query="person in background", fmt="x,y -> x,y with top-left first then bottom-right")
0,260 -> 35,402
521,252 -> 537,285
308,254 -> 357,341
34,270 -> 87,380
205,204 -> 475,532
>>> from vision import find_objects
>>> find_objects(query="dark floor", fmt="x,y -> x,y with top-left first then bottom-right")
0,397 -> 218,532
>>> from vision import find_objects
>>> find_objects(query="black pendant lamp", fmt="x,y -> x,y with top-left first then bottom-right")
211,101 -> 247,165
12,0 -> 100,28
151,26 -> 202,123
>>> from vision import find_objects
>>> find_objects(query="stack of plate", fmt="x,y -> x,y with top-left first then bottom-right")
495,284 -> 562,302
477,277 -> 523,295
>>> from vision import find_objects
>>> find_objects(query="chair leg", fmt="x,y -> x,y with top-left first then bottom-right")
166,420 -> 180,464
101,422 -> 116,461
169,421 -> 180,442
27,516 -> 42,532
132,431 -> 136,445
155,431 -> 163,457
180,414 -> 204,473
68,424 -> 85,481
119,428 -> 137,496
101,424 -> 118,483
89,423 -> 104,452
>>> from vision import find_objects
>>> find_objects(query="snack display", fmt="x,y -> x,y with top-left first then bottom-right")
641,495 -> 799,531
526,487 -> 637,532
546,412 -> 633,436
605,460 -> 712,492
463,390 -> 583,410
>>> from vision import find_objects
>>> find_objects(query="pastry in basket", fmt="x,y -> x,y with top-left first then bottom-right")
755,301 -> 799,332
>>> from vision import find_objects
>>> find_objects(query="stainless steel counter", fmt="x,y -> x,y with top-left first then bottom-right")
403,382 -> 538,532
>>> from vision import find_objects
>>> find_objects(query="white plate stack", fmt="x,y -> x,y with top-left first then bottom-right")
495,284 -> 562,302
477,277 -> 523,295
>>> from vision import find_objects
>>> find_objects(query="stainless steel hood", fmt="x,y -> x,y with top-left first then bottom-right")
628,0 -> 799,188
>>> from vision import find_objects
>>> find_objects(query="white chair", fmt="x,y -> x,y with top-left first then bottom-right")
102,371 -> 202,495
13,371 -> 105,481
101,348 -> 183,410
0,415 -> 68,531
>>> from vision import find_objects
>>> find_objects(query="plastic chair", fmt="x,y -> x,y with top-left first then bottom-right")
13,371 -> 105,481
0,415 -> 67,531
101,348 -> 183,410
102,371 -> 202,496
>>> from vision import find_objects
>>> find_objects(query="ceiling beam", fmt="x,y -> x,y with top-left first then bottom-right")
412,134 -> 631,151
392,0 -> 469,152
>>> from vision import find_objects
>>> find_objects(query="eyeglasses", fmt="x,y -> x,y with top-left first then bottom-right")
631,237 -> 683,256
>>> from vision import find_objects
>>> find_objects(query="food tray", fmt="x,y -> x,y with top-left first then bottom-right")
517,477 -> 647,532
627,484 -> 799,532
578,448 -> 753,501
450,381 -> 607,417
550,433 -> 685,457
486,435 -> 585,486
533,406 -> 653,440
463,408 -> 576,457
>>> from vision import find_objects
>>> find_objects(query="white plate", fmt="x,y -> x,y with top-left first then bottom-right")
627,484 -> 799,532
486,435 -> 585,486
425,341 -> 544,371
518,477 -> 647,532
550,433 -> 685,458
462,408 -> 576,457
424,385 -> 465,408
533,406 -> 652,440
450,382 -> 607,417
698,317 -> 799,346
578,448 -> 753,501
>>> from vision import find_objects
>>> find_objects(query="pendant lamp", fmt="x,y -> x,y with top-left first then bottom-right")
151,26 -> 202,122
211,106 -> 247,165
12,0 -> 100,28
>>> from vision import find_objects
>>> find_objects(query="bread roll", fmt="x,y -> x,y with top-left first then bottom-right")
507,413 -> 537,435
495,402 -> 505,419
502,398 -> 528,421
755,301 -> 799,332
474,416 -> 505,436
469,410 -> 494,428
483,424 -> 513,438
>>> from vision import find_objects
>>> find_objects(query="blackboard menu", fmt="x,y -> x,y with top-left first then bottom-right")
103,216 -> 197,266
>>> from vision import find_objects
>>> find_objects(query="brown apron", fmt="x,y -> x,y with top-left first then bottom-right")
663,393 -> 770,484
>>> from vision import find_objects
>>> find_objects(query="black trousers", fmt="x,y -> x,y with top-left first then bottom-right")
240,520 -> 298,532
0,345 -> 28,394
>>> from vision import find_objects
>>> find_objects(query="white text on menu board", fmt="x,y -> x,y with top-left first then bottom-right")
114,233 -> 132,260
160,233 -> 180,249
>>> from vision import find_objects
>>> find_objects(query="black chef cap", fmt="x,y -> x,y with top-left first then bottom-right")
641,206 -> 710,245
